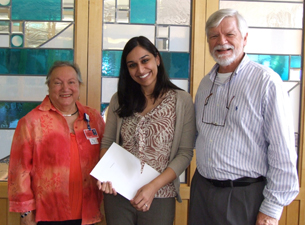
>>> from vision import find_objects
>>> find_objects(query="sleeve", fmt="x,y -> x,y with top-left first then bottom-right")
8,117 -> 36,212
168,91 -> 196,177
259,75 -> 299,219
101,93 -> 119,149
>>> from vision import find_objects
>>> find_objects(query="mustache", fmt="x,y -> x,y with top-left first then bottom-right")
213,44 -> 235,52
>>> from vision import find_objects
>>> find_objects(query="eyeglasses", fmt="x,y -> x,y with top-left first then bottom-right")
202,72 -> 235,127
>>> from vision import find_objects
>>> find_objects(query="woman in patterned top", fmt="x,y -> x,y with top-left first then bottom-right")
97,36 -> 196,225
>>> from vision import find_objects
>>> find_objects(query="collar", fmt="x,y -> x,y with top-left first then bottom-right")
38,95 -> 85,120
209,53 -> 250,85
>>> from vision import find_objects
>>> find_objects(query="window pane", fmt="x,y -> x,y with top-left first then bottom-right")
0,76 -> 47,101
0,102 -> 41,128
220,1 -> 303,28
157,0 -> 190,25
246,28 -> 302,55
102,50 -> 122,77
103,24 -> 155,49
130,0 -> 155,24
169,26 -> 190,52
102,77 -> 118,103
11,0 -> 62,21
160,52 -> 190,78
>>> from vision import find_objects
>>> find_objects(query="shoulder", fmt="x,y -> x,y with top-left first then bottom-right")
76,102 -> 103,122
175,89 -> 192,100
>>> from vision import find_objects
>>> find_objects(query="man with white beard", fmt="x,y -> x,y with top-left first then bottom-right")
189,8 -> 299,225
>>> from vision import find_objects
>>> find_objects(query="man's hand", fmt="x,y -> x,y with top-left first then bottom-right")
256,212 -> 279,225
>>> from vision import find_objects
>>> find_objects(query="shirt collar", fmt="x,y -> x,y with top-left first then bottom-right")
209,53 -> 250,84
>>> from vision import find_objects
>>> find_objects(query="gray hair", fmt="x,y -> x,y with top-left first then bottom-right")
45,61 -> 83,86
206,8 -> 248,38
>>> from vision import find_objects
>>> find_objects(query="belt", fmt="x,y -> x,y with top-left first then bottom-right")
205,176 -> 266,188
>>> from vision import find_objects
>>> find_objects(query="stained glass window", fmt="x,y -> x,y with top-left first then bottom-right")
0,0 -> 75,161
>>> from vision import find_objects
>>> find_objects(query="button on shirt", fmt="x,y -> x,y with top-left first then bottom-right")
195,54 -> 299,220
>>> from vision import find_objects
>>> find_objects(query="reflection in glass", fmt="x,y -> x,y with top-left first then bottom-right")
0,102 -> 41,129
0,21 -> 9,33
130,0 -> 155,24
0,7 -> 9,19
116,10 -> 129,23
220,1 -> 303,28
157,0 -> 190,25
248,54 -> 289,81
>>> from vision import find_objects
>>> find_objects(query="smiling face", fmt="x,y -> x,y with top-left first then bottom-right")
126,45 -> 160,95
48,66 -> 80,112
208,16 -> 248,72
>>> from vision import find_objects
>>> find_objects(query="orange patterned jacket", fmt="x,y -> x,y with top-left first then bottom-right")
8,95 -> 105,225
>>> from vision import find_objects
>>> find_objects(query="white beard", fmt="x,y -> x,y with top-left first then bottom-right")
211,44 -> 237,67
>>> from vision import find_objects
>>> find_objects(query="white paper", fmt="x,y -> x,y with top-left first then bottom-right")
90,142 -> 160,200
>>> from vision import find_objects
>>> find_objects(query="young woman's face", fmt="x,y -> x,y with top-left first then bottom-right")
126,46 -> 160,94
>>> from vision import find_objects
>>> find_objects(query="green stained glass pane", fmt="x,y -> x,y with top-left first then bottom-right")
248,54 -> 289,81
0,48 -> 73,75
160,52 -> 190,79
102,50 -> 122,77
11,0 -> 61,21
130,0 -> 155,24
0,102 -> 41,129
291,56 -> 301,69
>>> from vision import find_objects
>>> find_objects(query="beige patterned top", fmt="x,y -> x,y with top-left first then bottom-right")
121,90 -> 177,198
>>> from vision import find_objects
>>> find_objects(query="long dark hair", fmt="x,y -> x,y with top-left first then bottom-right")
116,36 -> 181,118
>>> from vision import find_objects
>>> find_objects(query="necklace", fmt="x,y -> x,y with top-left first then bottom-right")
62,109 -> 78,117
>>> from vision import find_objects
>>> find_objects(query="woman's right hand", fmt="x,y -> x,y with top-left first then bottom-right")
20,211 -> 36,225
97,180 -> 117,195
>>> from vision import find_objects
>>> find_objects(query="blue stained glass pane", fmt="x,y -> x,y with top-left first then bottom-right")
101,103 -> 109,116
130,0 -> 155,24
102,50 -> 122,77
11,0 -> 61,21
160,52 -> 190,79
0,48 -> 73,75
248,54 -> 289,81
291,55 -> 301,69
0,102 -> 40,129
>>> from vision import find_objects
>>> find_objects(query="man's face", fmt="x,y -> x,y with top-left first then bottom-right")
208,16 -> 247,72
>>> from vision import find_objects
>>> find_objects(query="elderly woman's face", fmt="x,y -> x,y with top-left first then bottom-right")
48,66 -> 80,110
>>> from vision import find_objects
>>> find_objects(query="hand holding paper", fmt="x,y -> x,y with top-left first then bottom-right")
90,143 -> 160,200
